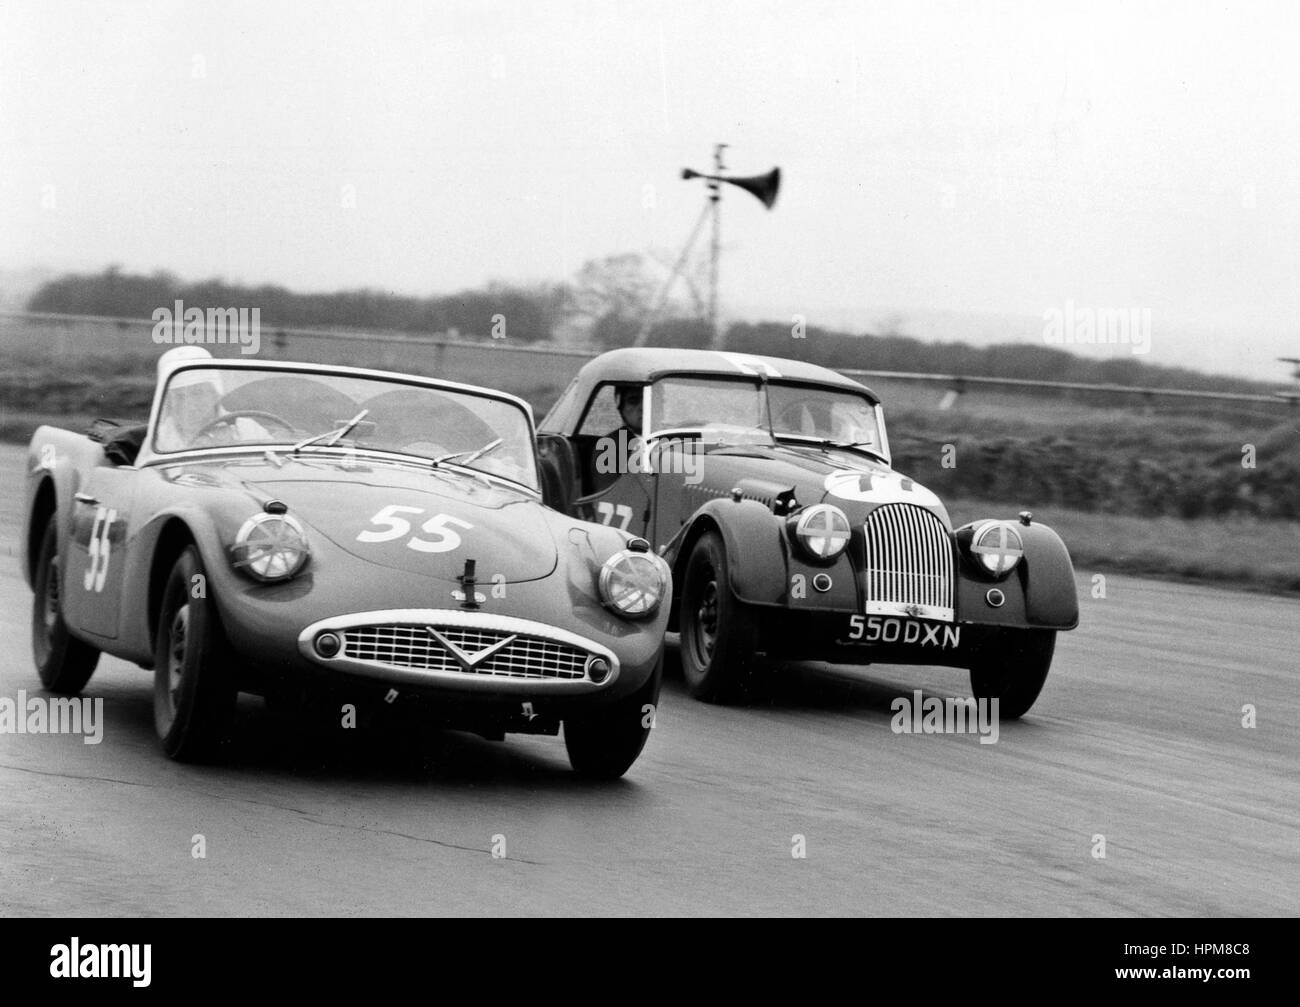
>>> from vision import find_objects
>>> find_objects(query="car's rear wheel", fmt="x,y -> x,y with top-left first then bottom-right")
31,519 -> 100,694
153,546 -> 237,761
969,628 -> 1056,720
679,531 -> 767,703
564,654 -> 662,779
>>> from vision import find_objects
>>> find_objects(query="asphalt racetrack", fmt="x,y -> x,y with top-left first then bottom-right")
1,445 -> 1295,916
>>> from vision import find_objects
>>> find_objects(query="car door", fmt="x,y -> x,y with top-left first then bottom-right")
577,473 -> 652,538
563,383 -> 654,538
63,466 -> 136,639
647,435 -> 701,551
573,429 -> 653,538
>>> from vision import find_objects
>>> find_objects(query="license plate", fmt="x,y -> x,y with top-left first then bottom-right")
845,614 -> 960,650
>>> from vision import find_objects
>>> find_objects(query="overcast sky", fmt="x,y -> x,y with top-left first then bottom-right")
2,1 -> 1297,379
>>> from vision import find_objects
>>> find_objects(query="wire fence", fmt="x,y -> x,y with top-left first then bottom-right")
2,310 -> 1293,420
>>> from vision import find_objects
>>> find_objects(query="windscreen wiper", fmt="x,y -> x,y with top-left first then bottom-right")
825,439 -> 887,461
292,409 -> 369,453
433,437 -> 503,467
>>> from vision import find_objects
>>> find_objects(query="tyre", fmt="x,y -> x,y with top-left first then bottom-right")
564,654 -> 662,779
678,531 -> 767,703
153,545 -> 237,761
31,519 -> 100,694
969,628 -> 1056,720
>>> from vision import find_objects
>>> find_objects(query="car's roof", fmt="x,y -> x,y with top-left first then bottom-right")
576,347 -> 877,399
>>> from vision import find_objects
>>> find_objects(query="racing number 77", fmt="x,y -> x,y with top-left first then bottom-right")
595,501 -> 633,530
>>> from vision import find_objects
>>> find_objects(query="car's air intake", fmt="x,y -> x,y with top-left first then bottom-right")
861,504 -> 956,622
343,624 -> 590,680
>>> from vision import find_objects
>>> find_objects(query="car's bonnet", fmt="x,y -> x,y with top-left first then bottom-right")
698,442 -> 948,521
160,455 -> 560,583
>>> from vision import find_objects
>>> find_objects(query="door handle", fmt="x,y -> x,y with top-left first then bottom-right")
74,492 -> 99,505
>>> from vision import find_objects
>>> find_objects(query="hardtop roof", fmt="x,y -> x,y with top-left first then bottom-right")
574,347 -> 878,400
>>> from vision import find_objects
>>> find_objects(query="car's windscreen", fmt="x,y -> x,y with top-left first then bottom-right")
648,377 -> 767,438
648,377 -> 881,452
767,383 -> 882,452
152,367 -> 538,489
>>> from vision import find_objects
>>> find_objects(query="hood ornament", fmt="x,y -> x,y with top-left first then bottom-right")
451,558 -> 486,608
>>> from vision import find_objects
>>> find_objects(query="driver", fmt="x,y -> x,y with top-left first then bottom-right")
591,384 -> 646,491
612,384 -> 644,444
154,354 -> 274,452
155,370 -> 226,451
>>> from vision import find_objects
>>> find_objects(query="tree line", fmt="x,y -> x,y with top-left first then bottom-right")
26,261 -> 1272,394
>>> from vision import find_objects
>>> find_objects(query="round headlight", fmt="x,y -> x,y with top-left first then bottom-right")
794,504 -> 852,560
971,522 -> 1023,577
599,549 -> 667,618
232,512 -> 309,582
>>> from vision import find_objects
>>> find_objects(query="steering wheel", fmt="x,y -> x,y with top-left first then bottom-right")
193,409 -> 297,442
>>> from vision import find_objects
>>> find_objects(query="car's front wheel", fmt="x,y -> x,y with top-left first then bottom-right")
679,531 -> 767,703
153,546 -> 237,761
969,628 -> 1056,720
564,655 -> 662,780
31,519 -> 100,694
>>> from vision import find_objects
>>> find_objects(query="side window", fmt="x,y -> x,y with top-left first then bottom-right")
577,385 -> 624,436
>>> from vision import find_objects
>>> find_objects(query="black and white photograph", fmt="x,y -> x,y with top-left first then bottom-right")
0,0 -> 1294,949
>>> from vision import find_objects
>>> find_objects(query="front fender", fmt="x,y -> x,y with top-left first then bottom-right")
111,502 -> 246,662
666,498 -> 789,606
1018,522 -> 1080,628
955,519 -> 1079,630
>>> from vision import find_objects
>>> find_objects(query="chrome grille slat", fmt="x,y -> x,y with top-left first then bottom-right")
341,623 -> 590,680
862,504 -> 955,621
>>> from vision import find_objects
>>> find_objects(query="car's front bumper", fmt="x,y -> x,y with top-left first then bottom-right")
296,608 -> 625,696
212,566 -> 667,711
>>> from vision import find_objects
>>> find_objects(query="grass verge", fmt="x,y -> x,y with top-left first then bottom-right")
947,498 -> 1300,595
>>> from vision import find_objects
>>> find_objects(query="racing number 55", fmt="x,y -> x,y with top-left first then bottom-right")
84,506 -> 117,593
357,504 -> 473,553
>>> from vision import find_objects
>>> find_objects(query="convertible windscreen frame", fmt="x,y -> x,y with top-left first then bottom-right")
642,374 -> 890,463
140,362 -> 544,494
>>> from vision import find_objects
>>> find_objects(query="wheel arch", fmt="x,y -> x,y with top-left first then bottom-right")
667,512 -> 722,631
1018,522 -> 1079,629
667,498 -> 789,628
146,518 -> 199,644
25,476 -> 57,588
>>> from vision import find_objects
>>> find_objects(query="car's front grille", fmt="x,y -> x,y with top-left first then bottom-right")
862,504 -> 955,621
343,624 -> 590,680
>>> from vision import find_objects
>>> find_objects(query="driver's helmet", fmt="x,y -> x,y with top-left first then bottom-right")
157,345 -> 214,379
156,351 -> 226,450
